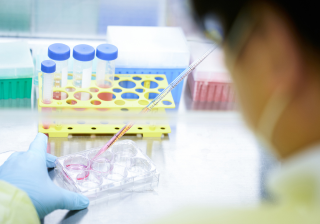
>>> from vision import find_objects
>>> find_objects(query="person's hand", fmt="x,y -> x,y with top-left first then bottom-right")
0,133 -> 90,218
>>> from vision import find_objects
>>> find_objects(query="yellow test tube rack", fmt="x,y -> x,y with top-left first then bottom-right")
38,73 -> 175,138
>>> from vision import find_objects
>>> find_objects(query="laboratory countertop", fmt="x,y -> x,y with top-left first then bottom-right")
0,84 -> 277,224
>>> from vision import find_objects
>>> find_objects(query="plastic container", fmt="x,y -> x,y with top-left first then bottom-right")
76,171 -> 103,188
64,155 -> 90,172
48,43 -> 70,100
107,164 -> 128,181
129,158 -> 151,174
0,78 -> 32,100
91,159 -> 112,177
187,45 -> 235,102
0,42 -> 34,100
87,149 -> 114,163
95,44 -> 118,101
37,73 -> 175,138
41,60 -> 56,104
112,141 -> 137,157
106,26 -> 190,103
55,140 -> 159,200
113,154 -> 132,168
73,44 -> 95,101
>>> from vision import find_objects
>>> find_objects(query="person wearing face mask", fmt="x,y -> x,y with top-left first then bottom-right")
150,0 -> 320,223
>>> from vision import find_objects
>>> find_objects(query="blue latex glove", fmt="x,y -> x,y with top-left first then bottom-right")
0,133 -> 90,219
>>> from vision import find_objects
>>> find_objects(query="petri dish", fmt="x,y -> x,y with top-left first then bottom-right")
113,154 -> 132,168
129,158 -> 151,174
76,171 -> 103,189
91,158 -> 112,177
87,149 -> 114,163
107,164 -> 128,182
63,155 -> 89,172
111,141 -> 137,157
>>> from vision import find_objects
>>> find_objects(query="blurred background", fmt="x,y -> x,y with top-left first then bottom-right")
0,0 -> 198,39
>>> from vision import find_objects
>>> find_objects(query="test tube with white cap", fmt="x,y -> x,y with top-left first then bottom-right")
96,44 -> 118,101
73,44 -> 95,101
41,60 -> 56,104
48,43 -> 70,100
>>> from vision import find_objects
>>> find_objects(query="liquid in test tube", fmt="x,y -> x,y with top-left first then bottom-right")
41,60 -> 56,129
96,44 -> 118,101
48,43 -> 70,100
73,44 -> 95,101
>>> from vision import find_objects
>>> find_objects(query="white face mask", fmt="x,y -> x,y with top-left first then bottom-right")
254,89 -> 292,156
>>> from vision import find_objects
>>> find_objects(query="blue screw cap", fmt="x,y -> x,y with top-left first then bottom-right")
96,44 -> 118,61
73,44 -> 95,62
48,43 -> 70,61
41,60 -> 56,73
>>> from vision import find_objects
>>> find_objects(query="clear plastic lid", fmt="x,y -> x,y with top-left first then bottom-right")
0,41 -> 34,79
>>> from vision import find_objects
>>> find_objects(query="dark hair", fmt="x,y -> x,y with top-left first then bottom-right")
191,0 -> 319,50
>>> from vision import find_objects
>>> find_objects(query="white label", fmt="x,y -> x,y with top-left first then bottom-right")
82,68 -> 92,88
61,67 -> 68,87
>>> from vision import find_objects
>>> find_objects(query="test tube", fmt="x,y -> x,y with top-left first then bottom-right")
48,43 -> 70,100
41,60 -> 56,104
41,60 -> 56,129
73,44 -> 95,101
96,44 -> 118,101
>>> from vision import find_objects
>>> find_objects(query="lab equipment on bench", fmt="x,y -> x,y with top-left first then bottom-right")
106,26 -> 190,103
41,60 -> 56,104
0,42 -> 34,100
93,46 -> 216,159
54,140 -> 159,200
41,60 -> 55,129
48,43 -> 70,100
95,44 -> 118,101
187,44 -> 235,102
73,44 -> 95,101
37,73 -> 175,137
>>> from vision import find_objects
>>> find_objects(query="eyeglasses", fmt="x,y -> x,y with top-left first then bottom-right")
199,7 -> 258,72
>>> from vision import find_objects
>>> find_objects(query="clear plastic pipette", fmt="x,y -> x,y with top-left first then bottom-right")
93,46 -> 217,160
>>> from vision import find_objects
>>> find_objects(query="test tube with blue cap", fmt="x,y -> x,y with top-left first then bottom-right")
95,44 -> 118,101
48,43 -> 70,100
73,44 -> 95,101
41,60 -> 56,129
41,60 -> 56,104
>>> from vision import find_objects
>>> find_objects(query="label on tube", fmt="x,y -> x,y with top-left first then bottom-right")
82,68 -> 92,88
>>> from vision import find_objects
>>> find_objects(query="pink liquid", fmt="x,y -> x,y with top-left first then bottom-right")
76,171 -> 90,180
98,92 -> 112,101
98,83 -> 113,102
42,107 -> 52,129
66,164 -> 87,170
53,91 -> 61,100
65,164 -> 91,180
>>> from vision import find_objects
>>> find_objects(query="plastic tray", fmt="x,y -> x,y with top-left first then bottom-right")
0,78 -> 32,99
116,68 -> 185,103
38,108 -> 171,138
38,74 -> 175,109
188,73 -> 235,102
54,140 -> 159,200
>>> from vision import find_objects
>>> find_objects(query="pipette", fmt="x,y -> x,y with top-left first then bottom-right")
93,46 -> 217,160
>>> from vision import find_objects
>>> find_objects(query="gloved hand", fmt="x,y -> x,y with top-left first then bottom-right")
0,133 -> 90,219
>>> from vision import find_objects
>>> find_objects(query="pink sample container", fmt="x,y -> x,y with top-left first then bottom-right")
187,45 -> 235,103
